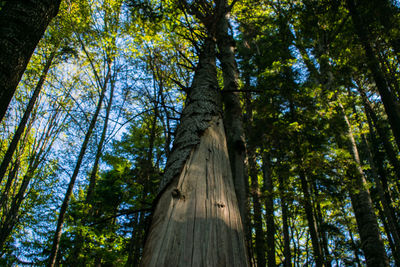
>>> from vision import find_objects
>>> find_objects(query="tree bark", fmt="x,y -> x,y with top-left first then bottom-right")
140,38 -> 248,267
47,69 -> 110,267
0,0 -> 61,122
339,102 -> 389,267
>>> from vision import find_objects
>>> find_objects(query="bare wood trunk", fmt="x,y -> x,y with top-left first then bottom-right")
0,0 -> 60,121
140,39 -> 248,267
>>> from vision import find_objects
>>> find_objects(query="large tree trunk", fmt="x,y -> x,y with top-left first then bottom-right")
140,38 -> 248,267
0,0 -> 61,122
339,103 -> 389,267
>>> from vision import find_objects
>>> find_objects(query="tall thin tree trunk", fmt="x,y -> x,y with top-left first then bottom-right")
140,38 -> 248,267
375,201 -> 397,265
341,207 -> 362,266
248,146 -> 265,267
362,130 -> 400,264
358,86 -> 400,181
0,48 -> 57,185
0,169 -> 36,251
86,68 -> 114,202
0,105 -> 63,252
47,69 -> 110,267
311,180 -> 331,267
262,153 -> 277,267
127,96 -> 159,266
0,0 -> 61,121
244,86 -> 265,266
215,4 -> 251,255
289,97 -> 324,267
298,168 -> 324,267
278,162 -> 292,267
346,0 -> 400,151
339,102 -> 389,267
126,211 -> 146,267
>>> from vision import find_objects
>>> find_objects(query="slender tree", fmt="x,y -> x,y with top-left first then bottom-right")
47,62 -> 111,267
0,45 -> 58,186
338,101 -> 389,267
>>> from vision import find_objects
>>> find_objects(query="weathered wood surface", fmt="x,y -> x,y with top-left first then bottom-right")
140,117 -> 248,267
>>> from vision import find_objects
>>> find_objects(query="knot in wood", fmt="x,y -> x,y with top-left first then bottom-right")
171,188 -> 185,200
171,188 -> 181,199
216,202 -> 225,208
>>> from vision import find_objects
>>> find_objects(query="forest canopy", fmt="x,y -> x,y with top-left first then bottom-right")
0,0 -> 400,266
